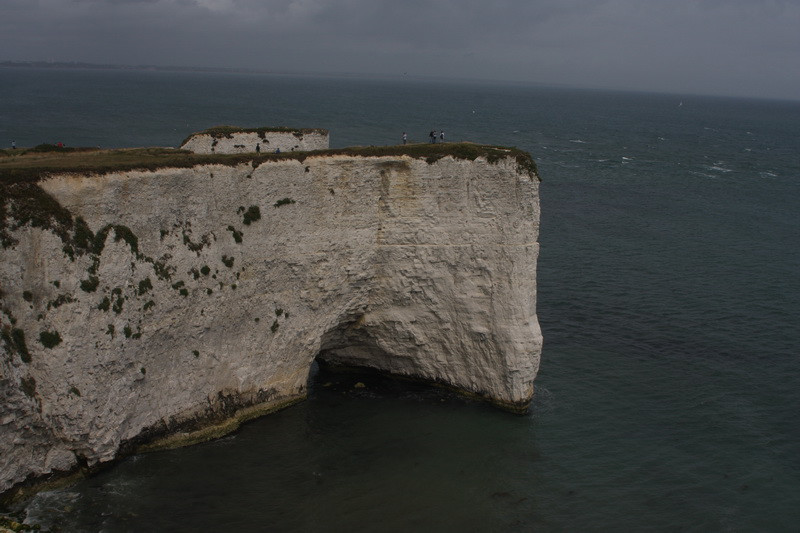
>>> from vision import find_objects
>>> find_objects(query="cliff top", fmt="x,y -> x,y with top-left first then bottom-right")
179,126 -> 329,146
0,143 -> 538,184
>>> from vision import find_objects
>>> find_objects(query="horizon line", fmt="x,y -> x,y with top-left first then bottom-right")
2,59 -> 798,104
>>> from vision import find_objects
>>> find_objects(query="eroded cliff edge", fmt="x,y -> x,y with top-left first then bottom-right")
0,144 -> 542,499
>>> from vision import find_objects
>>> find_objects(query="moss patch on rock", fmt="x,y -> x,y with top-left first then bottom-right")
242,205 -> 261,225
1,326 -> 31,363
273,198 -> 295,208
39,330 -> 62,348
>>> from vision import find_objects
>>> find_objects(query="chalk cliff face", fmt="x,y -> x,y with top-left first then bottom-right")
180,128 -> 329,154
0,150 -> 541,497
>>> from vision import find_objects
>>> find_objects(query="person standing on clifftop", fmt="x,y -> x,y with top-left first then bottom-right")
429,131 -> 435,143
256,143 -> 261,153
402,132 -> 407,144
440,131 -> 445,142
10,141 -> 15,149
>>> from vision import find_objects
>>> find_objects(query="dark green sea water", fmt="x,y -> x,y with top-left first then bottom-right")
3,68 -> 799,531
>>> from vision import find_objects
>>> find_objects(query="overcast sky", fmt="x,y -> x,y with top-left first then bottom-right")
2,0 -> 799,100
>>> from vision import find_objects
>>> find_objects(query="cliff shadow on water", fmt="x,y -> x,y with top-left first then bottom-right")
307,358 -> 487,408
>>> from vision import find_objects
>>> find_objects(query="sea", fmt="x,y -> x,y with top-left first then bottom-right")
2,67 -> 799,532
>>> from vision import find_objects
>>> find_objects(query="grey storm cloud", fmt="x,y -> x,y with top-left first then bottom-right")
2,0 -> 799,99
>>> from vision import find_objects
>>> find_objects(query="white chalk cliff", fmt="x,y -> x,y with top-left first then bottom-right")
0,144 -> 541,499
180,127 -> 329,154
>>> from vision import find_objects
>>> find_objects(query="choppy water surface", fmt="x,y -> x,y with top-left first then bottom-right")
3,68 -> 799,531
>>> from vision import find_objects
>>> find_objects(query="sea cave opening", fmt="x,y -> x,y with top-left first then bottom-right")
305,327 -> 463,407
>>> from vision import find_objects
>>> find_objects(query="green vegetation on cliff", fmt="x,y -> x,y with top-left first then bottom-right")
39,330 -> 62,349
0,141 -> 538,251
0,142 -> 537,185
1,327 -> 30,363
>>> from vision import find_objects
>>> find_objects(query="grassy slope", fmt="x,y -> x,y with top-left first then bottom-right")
0,143 -> 538,185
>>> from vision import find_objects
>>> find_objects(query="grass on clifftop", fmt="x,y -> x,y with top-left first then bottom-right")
0,143 -> 538,185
